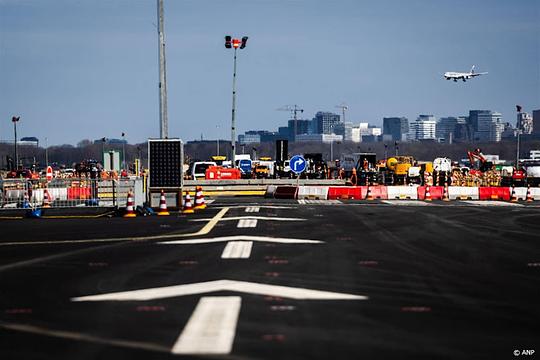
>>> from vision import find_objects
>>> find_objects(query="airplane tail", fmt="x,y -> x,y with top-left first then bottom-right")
470,65 -> 475,74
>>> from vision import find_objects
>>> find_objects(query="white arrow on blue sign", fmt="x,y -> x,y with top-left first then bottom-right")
289,155 -> 306,174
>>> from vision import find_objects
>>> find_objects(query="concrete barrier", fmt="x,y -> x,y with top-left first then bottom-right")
387,185 -> 419,200
297,186 -> 329,200
368,185 -> 388,200
417,186 -> 444,200
328,187 -> 363,200
479,187 -> 510,201
448,186 -> 479,200
274,186 -> 298,199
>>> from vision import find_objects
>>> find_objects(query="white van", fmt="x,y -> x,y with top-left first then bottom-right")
188,161 -> 216,180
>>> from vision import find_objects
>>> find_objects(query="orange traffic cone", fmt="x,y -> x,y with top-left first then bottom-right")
42,189 -> 52,208
182,193 -> 195,214
157,189 -> 170,216
442,184 -> 450,202
526,185 -> 534,202
424,185 -> 432,201
194,186 -> 206,210
366,186 -> 374,200
123,190 -> 137,218
510,186 -> 518,202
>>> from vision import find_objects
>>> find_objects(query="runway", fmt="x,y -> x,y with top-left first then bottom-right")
1,198 -> 539,359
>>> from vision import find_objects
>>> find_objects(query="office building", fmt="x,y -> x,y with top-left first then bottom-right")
287,119 -> 310,141
312,112 -> 341,134
468,110 -> 503,142
410,115 -> 437,141
383,117 -> 409,141
333,121 -> 353,141
532,109 -> 540,135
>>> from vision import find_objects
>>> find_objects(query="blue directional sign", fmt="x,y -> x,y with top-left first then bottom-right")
239,159 -> 252,174
290,155 -> 306,174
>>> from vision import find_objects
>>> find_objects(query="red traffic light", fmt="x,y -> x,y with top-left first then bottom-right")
232,38 -> 241,48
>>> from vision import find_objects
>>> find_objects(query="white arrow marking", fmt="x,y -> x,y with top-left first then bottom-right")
71,279 -> 367,302
172,296 -> 241,355
221,241 -> 253,259
190,216 -> 305,222
293,158 -> 304,171
237,219 -> 257,228
158,235 -> 323,245
245,207 -> 260,213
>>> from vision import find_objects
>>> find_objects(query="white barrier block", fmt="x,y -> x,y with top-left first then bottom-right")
297,186 -> 329,200
530,188 -> 540,200
386,185 -> 418,200
48,188 -> 68,201
265,185 -> 277,198
448,186 -> 479,200
512,187 -> 528,200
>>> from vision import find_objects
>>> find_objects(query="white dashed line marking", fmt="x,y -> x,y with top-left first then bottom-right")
221,241 -> 253,259
237,219 -> 258,228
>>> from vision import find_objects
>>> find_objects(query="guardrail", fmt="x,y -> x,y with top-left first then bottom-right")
0,178 -> 144,210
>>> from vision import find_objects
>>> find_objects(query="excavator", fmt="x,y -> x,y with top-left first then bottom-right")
467,148 -> 493,173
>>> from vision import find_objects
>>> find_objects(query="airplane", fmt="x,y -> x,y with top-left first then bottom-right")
443,65 -> 488,82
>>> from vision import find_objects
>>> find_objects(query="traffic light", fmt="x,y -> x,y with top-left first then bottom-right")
240,36 -> 248,49
225,35 -> 232,48
232,38 -> 240,48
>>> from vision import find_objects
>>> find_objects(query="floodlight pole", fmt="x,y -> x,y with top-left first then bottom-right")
231,47 -> 238,166
157,0 -> 168,139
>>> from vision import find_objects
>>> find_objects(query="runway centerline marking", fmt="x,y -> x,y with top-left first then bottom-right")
172,296 -> 241,355
190,216 -> 305,222
237,219 -> 258,228
221,241 -> 253,259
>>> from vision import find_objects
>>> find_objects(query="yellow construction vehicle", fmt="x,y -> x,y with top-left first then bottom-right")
386,156 -> 414,185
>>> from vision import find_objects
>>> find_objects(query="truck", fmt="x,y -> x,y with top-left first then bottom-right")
386,156 -> 414,185
433,157 -> 452,185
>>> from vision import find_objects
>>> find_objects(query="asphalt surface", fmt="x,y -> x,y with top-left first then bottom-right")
1,198 -> 539,359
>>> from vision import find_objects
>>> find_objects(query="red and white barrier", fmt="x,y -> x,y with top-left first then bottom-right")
448,186 -> 479,200
297,186 -> 329,200
387,185 -> 419,200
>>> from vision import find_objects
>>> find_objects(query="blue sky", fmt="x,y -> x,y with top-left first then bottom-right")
1,0 -> 539,145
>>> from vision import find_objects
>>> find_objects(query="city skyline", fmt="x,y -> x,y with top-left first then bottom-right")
1,0 -> 539,146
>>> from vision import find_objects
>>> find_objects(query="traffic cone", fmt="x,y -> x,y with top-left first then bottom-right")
157,189 -> 170,216
424,185 -> 432,201
366,186 -> 374,200
510,186 -> 518,202
123,190 -> 137,218
194,186 -> 207,210
182,193 -> 195,214
526,185 -> 534,202
442,184 -> 450,202
42,189 -> 52,208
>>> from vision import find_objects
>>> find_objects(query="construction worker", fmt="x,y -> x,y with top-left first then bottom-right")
339,168 -> 345,180
351,168 -> 357,186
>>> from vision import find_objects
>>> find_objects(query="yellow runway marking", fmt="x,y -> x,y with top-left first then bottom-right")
0,208 -> 229,246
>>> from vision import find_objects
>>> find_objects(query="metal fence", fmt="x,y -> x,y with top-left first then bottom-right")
0,178 -> 145,209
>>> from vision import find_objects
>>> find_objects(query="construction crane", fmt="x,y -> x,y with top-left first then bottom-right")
277,105 -> 304,140
335,103 -> 348,123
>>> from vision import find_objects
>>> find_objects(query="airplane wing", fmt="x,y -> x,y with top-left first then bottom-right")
470,72 -> 488,77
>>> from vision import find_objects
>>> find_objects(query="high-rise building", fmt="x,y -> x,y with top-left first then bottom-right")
312,112 -> 341,134
287,119 -> 310,141
469,110 -> 503,142
531,109 -> 540,134
383,117 -> 409,141
333,121 -> 353,141
516,112 -> 533,134
410,115 -> 437,141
